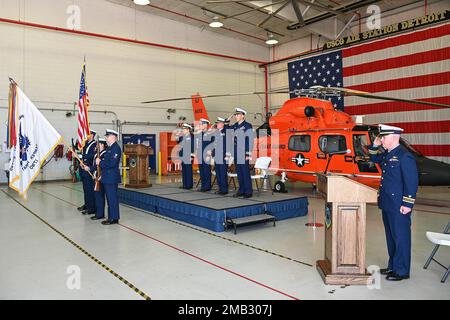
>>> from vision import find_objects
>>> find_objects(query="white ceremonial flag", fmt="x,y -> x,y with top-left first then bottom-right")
8,84 -> 62,198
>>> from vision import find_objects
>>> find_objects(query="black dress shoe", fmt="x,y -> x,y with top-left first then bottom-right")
91,216 -> 104,220
380,268 -> 394,275
243,194 -> 253,198
200,189 -> 211,192
233,193 -> 244,198
83,210 -> 96,215
218,191 -> 228,195
102,219 -> 119,225
77,205 -> 87,211
386,273 -> 410,281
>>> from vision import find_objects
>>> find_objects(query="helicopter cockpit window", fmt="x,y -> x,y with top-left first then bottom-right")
353,134 -> 379,173
289,135 -> 311,152
353,134 -> 369,156
319,135 -> 347,153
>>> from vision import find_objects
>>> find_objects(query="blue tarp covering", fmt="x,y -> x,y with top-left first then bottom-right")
118,188 -> 309,232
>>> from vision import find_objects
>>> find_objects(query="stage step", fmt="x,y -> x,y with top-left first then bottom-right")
226,214 -> 276,234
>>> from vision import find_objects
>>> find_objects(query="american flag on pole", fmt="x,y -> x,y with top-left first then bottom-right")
288,22 -> 450,164
77,63 -> 91,149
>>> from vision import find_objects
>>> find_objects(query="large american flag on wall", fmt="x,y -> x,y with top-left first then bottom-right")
288,22 -> 450,164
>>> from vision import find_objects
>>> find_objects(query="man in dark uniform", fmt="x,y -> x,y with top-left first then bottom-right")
230,108 -> 253,198
368,124 -> 419,281
79,130 -> 97,215
96,129 -> 122,225
196,118 -> 213,192
212,117 -> 229,195
76,139 -> 87,212
177,123 -> 195,189
89,138 -> 107,221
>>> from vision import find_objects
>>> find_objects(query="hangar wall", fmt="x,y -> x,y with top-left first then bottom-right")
0,0 -> 269,183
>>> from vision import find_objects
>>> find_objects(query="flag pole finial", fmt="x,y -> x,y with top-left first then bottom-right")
9,77 -> 16,85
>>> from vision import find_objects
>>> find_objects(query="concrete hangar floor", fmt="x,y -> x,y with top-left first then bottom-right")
0,175 -> 448,300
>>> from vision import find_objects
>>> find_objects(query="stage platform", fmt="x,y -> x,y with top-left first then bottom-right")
118,184 -> 309,232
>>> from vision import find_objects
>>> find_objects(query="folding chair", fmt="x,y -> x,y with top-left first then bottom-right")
211,165 -> 217,189
423,221 -> 450,283
251,157 -> 273,194
227,164 -> 238,190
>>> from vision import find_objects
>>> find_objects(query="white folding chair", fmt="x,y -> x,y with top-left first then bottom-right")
211,167 -> 217,189
251,157 -> 272,194
226,156 -> 237,190
423,221 -> 450,283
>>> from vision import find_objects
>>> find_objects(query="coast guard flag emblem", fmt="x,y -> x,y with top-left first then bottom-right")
7,82 -> 62,198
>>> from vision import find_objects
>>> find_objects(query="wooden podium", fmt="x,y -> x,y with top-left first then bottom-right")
316,174 -> 377,285
124,144 -> 154,188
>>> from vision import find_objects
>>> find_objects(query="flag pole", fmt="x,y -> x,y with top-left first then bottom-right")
61,138 -> 95,179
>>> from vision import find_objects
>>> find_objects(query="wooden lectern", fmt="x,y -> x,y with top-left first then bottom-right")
124,144 -> 154,188
316,174 -> 378,285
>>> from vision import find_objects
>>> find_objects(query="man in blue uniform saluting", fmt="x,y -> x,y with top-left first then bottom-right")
79,130 -> 97,215
177,123 -> 195,190
230,107 -> 253,198
212,117 -> 229,195
96,129 -> 122,225
368,124 -> 419,281
196,118 -> 213,192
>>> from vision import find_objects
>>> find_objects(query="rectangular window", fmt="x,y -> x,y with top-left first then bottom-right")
288,135 -> 311,152
353,134 -> 379,173
319,135 -> 347,153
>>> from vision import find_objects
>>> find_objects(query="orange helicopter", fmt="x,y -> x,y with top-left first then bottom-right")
142,86 -> 450,191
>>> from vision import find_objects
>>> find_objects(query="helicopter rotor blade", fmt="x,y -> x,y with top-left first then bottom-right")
142,86 -> 450,109
325,87 -> 450,109
141,92 -> 269,104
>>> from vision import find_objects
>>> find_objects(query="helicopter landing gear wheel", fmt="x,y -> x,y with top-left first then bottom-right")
273,181 -> 287,193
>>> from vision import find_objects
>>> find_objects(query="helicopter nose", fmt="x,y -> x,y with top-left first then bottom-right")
417,157 -> 450,186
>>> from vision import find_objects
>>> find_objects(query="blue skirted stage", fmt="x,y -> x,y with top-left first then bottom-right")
118,184 -> 309,232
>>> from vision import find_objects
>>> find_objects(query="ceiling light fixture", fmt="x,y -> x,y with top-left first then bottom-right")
265,33 -> 278,45
133,0 -> 150,5
209,16 -> 223,28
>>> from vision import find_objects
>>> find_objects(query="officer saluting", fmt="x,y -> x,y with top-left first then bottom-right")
177,123 -> 195,190
196,118 -> 213,192
96,129 -> 122,225
90,138 -> 107,221
79,130 -> 97,215
230,108 -> 253,198
212,117 -> 229,195
368,124 -> 419,281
